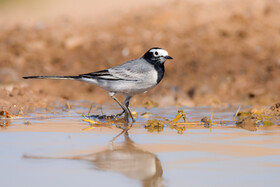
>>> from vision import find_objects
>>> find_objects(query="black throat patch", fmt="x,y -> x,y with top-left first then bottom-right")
144,56 -> 165,84
153,61 -> 165,84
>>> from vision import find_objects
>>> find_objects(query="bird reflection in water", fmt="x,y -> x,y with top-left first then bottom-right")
91,124 -> 164,187
23,123 -> 164,187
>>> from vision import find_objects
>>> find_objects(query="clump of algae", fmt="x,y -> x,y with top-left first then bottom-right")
235,103 -> 280,131
145,119 -> 164,133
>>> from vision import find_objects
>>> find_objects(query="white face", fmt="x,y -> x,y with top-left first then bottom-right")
149,48 -> 169,58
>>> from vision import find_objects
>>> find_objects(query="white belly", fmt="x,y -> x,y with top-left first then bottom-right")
80,70 -> 158,95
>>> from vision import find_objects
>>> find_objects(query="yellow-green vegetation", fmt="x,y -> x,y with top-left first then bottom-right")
80,103 -> 280,133
263,120 -> 274,127
172,110 -> 187,123
82,118 -> 100,124
145,119 -> 164,133
82,119 -> 113,131
170,124 -> 186,134
170,110 -> 187,134
144,110 -> 188,134
131,111 -> 138,118
236,116 -> 259,131
81,114 -> 115,131
235,103 -> 280,131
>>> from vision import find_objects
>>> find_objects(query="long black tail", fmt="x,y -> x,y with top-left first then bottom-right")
23,75 -> 80,80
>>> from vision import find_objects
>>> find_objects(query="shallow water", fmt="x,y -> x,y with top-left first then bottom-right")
1,102 -> 280,187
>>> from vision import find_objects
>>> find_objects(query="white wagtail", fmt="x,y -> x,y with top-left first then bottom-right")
23,47 -> 173,122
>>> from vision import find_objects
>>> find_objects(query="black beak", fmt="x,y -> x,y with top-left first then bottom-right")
165,56 -> 173,60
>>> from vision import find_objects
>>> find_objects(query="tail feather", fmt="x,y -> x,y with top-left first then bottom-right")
23,76 -> 80,80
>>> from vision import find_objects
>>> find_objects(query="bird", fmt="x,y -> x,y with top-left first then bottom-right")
23,47 -> 173,122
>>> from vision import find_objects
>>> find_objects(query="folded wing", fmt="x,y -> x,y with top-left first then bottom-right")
80,68 -> 139,82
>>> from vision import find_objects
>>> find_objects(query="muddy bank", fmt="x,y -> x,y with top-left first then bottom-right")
0,0 -> 280,114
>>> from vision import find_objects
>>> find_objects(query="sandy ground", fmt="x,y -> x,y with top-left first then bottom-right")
0,0 -> 280,114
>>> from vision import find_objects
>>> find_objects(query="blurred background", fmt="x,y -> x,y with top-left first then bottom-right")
0,0 -> 280,113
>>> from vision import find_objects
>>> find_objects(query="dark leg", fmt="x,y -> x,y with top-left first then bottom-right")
124,96 -> 135,122
115,110 -> 125,117
109,93 -> 130,122
110,95 -> 127,113
109,92 -> 135,122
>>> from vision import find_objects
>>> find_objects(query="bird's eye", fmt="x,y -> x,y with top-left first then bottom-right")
155,51 -> 158,56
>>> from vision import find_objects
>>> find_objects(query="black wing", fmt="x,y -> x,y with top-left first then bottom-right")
80,69 -> 138,81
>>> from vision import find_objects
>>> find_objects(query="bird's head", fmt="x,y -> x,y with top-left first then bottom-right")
143,47 -> 173,64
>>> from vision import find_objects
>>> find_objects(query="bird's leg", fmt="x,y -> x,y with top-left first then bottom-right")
124,96 -> 135,122
115,110 -> 125,117
109,93 -> 130,121
109,93 -> 135,122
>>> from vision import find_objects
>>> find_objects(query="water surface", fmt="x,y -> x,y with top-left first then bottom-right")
1,103 -> 280,187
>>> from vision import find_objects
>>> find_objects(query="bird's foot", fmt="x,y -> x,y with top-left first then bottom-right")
114,110 -> 125,118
